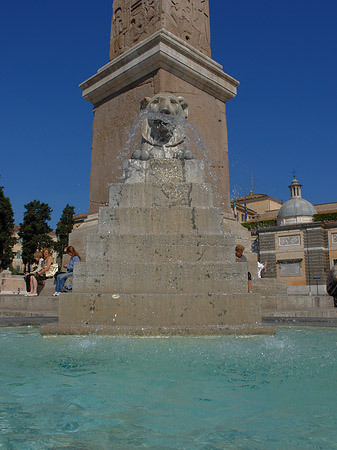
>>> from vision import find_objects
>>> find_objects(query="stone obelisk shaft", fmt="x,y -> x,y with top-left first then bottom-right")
81,0 -> 239,216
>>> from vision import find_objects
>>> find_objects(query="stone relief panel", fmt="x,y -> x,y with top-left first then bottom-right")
109,0 -> 211,60
278,260 -> 302,277
164,0 -> 211,56
125,0 -> 160,50
278,234 -> 301,247
110,3 -> 127,58
332,233 -> 337,244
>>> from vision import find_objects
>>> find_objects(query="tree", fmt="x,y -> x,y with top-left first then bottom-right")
19,200 -> 53,269
0,186 -> 16,270
55,204 -> 75,260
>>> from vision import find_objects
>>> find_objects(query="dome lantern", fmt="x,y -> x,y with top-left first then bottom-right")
289,176 -> 302,199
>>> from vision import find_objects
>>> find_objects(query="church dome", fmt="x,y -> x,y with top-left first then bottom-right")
277,197 -> 317,218
277,176 -> 316,225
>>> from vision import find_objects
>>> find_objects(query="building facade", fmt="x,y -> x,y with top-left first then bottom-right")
256,177 -> 337,293
231,192 -> 283,224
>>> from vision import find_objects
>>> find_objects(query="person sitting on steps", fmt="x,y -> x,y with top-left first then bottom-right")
24,251 -> 43,295
53,246 -> 81,296
235,244 -> 252,293
27,248 -> 53,296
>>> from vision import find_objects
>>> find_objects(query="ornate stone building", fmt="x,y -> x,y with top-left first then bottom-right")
257,177 -> 337,294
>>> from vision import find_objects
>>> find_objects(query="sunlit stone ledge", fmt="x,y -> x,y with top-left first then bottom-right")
80,29 -> 239,105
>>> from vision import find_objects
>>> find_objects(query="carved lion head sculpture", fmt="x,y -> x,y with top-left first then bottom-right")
131,93 -> 193,161
140,94 -> 189,118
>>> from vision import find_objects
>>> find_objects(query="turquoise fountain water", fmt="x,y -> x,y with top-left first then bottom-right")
1,327 -> 336,449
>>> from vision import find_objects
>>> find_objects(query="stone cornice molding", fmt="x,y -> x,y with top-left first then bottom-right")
80,29 -> 239,105
258,223 -> 324,233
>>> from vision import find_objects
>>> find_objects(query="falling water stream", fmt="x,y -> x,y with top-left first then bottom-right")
117,111 -> 226,208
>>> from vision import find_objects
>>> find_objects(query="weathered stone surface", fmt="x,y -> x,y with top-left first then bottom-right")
83,0 -> 238,215
47,159 -> 263,336
57,292 -> 261,328
98,206 -> 224,235
85,234 -> 236,263
252,278 -> 288,296
123,159 -> 205,184
73,261 -> 247,294
109,182 -> 213,208
0,295 -> 58,317
69,213 -> 98,262
262,294 -> 335,312
83,39 -> 237,214
109,0 -> 211,60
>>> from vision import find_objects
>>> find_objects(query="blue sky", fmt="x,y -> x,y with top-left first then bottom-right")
1,0 -> 336,229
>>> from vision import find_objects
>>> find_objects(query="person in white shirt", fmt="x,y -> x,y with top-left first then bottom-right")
257,261 -> 268,278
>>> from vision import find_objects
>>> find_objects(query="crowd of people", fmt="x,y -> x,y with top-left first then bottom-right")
23,246 -> 81,297
24,244 -> 265,297
22,243 -> 337,307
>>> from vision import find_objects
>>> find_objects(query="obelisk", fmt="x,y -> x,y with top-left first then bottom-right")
80,0 -> 239,216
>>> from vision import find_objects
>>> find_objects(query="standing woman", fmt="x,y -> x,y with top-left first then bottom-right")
28,248 -> 53,296
53,246 -> 81,296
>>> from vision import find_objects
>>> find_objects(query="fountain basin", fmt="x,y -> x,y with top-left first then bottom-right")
2,327 -> 336,448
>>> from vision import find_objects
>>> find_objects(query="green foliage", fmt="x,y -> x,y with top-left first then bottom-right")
55,204 -> 75,258
241,219 -> 277,230
19,200 -> 53,266
0,186 -> 16,270
10,266 -> 22,275
313,212 -> 337,222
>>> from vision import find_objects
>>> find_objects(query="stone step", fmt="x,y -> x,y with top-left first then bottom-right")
98,206 -> 224,235
252,278 -> 288,295
1,276 -> 27,294
42,323 -> 277,336
109,182 -> 214,208
0,278 -> 56,297
85,233 -> 236,263
263,309 -> 337,318
56,292 -> 262,328
0,295 -> 59,314
73,261 -> 248,294
261,295 -> 334,311
38,278 -> 57,296
0,310 -> 58,318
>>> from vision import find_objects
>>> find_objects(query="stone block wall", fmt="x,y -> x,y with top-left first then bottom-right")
259,231 -> 277,278
303,227 -> 330,284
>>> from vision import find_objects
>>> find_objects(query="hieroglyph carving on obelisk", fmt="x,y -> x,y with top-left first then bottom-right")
110,0 -> 211,60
